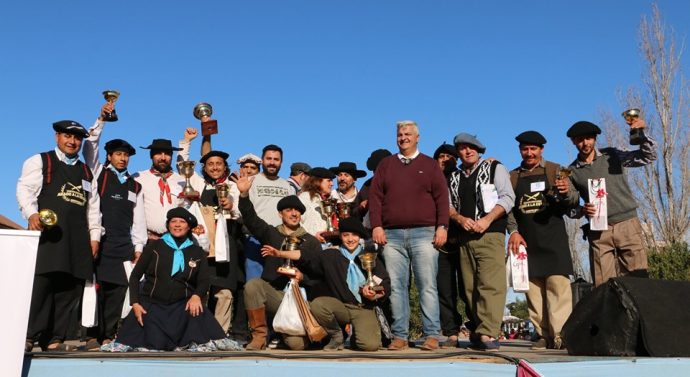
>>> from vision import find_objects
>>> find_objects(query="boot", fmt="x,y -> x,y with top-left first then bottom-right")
322,319 -> 344,351
246,307 -> 268,350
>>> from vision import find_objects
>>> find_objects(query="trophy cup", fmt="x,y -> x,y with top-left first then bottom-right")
547,167 -> 573,202
622,108 -> 644,145
277,235 -> 302,277
215,184 -> 230,217
193,102 -> 218,137
38,209 -> 58,228
358,251 -> 384,292
102,90 -> 120,122
336,202 -> 351,220
319,198 -> 341,241
177,161 -> 200,201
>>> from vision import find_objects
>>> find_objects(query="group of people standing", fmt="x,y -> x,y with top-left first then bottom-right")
17,101 -> 655,353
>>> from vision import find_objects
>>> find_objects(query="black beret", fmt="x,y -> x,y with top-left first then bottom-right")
366,149 -> 392,171
515,131 -> 547,146
53,120 -> 89,138
309,167 -> 336,179
277,195 -> 306,214
433,143 -> 458,160
338,217 -> 368,238
567,121 -> 601,138
104,139 -> 136,156
166,207 -> 198,229
200,150 -> 230,164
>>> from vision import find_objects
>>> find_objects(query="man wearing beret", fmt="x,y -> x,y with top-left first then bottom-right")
17,120 -> 101,351
369,121 -> 449,350
233,173 -> 322,350
448,132 -> 515,351
566,120 -> 656,287
287,162 -> 311,194
506,131 -> 577,350
80,105 -> 147,348
329,162 -> 367,207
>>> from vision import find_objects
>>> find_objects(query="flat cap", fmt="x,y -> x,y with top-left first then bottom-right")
104,139 -> 136,156
166,207 -> 198,229
309,167 -> 336,180
200,150 -> 230,164
338,217 -> 368,238
53,120 -> 89,138
567,121 -> 602,138
290,162 -> 312,175
366,149 -> 392,171
433,143 -> 458,160
237,153 -> 262,166
277,195 -> 306,214
515,131 -> 547,146
453,133 -> 486,153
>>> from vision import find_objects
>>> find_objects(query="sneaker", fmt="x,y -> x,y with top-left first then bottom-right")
531,337 -> 547,350
387,337 -> 408,350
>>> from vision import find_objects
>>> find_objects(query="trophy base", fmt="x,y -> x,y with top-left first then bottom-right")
368,284 -> 384,292
103,110 -> 118,122
180,192 -> 201,201
629,128 -> 644,145
277,266 -> 298,277
202,120 -> 218,136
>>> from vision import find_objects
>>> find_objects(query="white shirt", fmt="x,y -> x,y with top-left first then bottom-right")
298,191 -> 328,235
330,188 -> 358,203
397,149 -> 420,163
16,147 -> 102,242
133,169 -> 186,235
249,173 -> 292,227
83,120 -> 147,252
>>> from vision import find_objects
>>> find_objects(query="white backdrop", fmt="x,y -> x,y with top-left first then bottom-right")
0,230 -> 40,377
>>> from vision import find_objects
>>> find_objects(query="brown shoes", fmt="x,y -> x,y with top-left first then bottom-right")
387,337 -> 409,350
420,337 -> 440,350
246,307 -> 268,350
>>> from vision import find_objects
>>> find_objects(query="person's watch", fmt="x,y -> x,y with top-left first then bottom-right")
437,225 -> 448,230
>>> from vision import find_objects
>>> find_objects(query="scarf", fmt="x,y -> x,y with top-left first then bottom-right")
339,245 -> 366,303
150,168 -> 173,205
275,224 -> 308,238
107,164 -> 129,184
161,233 -> 194,276
64,154 -> 79,165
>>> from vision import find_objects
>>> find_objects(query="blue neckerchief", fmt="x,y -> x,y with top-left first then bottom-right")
64,154 -> 79,165
339,245 -> 366,303
107,164 -> 129,184
161,233 -> 193,276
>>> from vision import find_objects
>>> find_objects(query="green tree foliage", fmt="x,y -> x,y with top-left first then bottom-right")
648,242 -> 690,281
506,298 -> 529,320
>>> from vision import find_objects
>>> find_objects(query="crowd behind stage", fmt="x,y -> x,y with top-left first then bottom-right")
16,102 -> 656,353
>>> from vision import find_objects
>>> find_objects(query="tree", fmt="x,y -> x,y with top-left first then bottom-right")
506,298 -> 529,320
601,4 -> 690,250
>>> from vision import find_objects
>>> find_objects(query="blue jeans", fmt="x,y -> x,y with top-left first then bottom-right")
382,226 -> 441,339
244,236 -> 264,281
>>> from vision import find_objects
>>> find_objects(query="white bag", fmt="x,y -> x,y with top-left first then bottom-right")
121,261 -> 134,319
81,274 -> 98,327
588,178 -> 608,231
480,183 -> 499,212
272,280 -> 306,336
506,245 -> 530,293
188,201 -> 211,251
214,216 -> 230,263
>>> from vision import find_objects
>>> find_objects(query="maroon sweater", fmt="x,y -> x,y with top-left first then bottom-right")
369,153 -> 449,229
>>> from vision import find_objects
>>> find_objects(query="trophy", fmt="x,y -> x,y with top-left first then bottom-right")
336,202 -> 351,220
622,108 -> 644,145
38,209 -> 57,228
358,251 -> 384,292
547,167 -> 573,201
321,198 -> 337,232
193,102 -> 218,137
215,184 -> 230,217
177,160 -> 200,201
102,90 -> 120,122
277,235 -> 302,277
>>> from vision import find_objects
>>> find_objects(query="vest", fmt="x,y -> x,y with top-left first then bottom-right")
454,160 -> 507,234
36,151 -> 93,279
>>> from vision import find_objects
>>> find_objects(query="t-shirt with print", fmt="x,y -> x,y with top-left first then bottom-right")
249,173 -> 292,226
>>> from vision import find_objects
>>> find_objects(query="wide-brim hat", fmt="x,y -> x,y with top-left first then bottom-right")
166,207 -> 198,229
329,162 -> 367,179
277,195 -> 306,214
53,120 -> 89,138
104,139 -> 136,156
366,149 -> 392,171
200,150 -> 230,164
309,167 -> 336,180
453,133 -> 486,154
140,139 -> 183,152
567,121 -> 602,138
338,217 -> 368,238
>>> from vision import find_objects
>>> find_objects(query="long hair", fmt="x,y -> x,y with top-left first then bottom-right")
301,175 -> 327,200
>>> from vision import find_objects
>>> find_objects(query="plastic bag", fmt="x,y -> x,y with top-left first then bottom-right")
81,274 -> 98,327
506,245 -> 530,293
214,215 -> 230,262
273,280 -> 306,336
121,261 -> 134,319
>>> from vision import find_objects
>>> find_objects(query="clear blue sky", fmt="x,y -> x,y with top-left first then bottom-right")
3,0 -> 690,227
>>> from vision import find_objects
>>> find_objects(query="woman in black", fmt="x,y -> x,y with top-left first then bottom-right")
112,207 -> 228,351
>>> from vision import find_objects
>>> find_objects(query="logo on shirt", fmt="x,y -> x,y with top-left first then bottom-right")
110,193 -> 123,201
518,192 -> 545,214
256,186 -> 290,198
57,182 -> 87,206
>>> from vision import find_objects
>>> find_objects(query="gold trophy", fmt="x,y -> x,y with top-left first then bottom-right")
38,209 -> 58,228
358,252 -> 384,292
215,184 -> 230,217
277,235 -> 302,277
622,108 -> 644,145
336,202 -> 351,220
177,160 -> 200,201
193,102 -> 218,137
319,198 -> 340,241
102,90 -> 120,122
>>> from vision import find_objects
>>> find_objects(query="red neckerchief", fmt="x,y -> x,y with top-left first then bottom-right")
150,168 -> 173,205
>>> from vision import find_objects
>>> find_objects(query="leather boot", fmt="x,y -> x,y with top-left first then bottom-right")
246,307 -> 268,350
322,319 -> 344,351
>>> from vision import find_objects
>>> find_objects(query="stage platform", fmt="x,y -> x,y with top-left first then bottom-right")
22,339 -> 690,377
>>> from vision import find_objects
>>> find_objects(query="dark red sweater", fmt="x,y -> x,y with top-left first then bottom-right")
368,153 -> 449,229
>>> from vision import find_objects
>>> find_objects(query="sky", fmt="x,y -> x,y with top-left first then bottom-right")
3,0 -> 690,229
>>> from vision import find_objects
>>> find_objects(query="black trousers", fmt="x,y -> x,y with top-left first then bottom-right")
87,281 -> 128,341
27,272 -> 83,346
437,249 -> 468,336
229,285 -> 249,341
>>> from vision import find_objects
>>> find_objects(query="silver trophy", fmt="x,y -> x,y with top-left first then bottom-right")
177,160 -> 200,201
622,108 -> 644,145
193,102 -> 218,136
